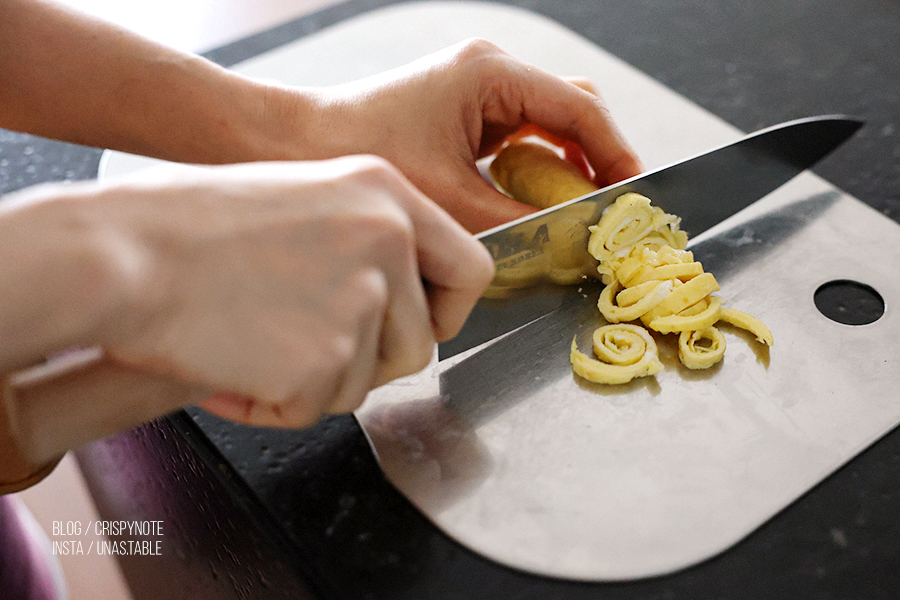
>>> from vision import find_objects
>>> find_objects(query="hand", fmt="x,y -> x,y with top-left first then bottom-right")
270,39 -> 644,233
3,157 -> 494,462
107,157 -> 494,420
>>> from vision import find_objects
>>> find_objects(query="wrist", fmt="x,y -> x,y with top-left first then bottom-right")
0,183 -> 143,369
251,83 -> 326,161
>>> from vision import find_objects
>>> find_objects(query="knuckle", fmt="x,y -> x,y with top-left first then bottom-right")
283,331 -> 362,421
373,206 -> 415,238
453,37 -> 504,62
322,332 -> 357,376
350,153 -> 396,178
359,209 -> 416,262
338,159 -> 417,252
343,268 -> 390,321
344,154 -> 407,194
282,331 -> 355,406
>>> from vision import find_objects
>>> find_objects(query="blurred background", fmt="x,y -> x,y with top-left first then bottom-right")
55,0 -> 340,53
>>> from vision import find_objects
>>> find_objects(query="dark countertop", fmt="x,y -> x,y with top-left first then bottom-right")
3,0 -> 900,598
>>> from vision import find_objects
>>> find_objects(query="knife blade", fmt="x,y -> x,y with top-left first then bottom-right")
438,114 -> 863,361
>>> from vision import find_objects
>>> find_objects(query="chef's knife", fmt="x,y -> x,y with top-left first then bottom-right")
438,115 -> 863,361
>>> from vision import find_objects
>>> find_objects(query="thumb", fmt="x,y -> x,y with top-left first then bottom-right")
440,163 -> 538,234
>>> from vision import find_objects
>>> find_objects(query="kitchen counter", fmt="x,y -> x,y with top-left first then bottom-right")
3,0 -> 900,598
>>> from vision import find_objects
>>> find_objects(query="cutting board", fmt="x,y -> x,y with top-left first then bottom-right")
101,1 -> 900,582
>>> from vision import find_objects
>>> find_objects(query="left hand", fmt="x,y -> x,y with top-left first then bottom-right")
268,39 -> 644,232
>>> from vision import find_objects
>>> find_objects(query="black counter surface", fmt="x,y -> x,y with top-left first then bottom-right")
3,0 -> 900,598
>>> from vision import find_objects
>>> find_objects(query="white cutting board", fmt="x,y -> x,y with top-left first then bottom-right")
101,1 -> 900,583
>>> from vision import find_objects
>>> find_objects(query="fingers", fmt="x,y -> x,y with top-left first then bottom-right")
343,160 -> 436,389
192,158 -> 482,421
195,161 -> 491,425
467,39 -> 643,186
386,166 -> 497,342
529,78 -> 644,185
520,78 -> 643,185
558,76 -> 645,181
330,269 -> 390,412
198,393 -> 301,428
440,163 -> 539,234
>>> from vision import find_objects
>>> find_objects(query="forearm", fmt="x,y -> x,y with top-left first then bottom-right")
0,0 -> 313,163
0,179 -> 209,475
0,183 -> 128,374
0,182 -> 121,488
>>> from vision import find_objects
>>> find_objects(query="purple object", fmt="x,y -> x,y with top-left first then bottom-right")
0,495 -> 67,600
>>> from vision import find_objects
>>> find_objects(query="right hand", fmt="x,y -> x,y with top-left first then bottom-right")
106,156 -> 495,423
7,156 -> 494,462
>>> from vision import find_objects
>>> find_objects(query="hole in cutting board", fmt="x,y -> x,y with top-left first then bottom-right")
814,279 -> 885,325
